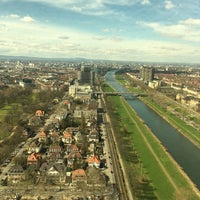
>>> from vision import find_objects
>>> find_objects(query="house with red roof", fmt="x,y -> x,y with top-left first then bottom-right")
87,155 -> 100,168
27,153 -> 41,166
71,169 -> 87,184
63,100 -> 71,109
62,132 -> 73,144
38,131 -> 47,142
66,152 -> 82,167
67,144 -> 79,154
35,110 -> 44,117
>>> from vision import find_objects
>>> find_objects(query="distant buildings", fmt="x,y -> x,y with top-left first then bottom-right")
19,78 -> 35,88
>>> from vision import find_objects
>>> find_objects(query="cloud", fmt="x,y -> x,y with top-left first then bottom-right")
9,14 -> 20,18
20,16 -> 35,22
180,18 -> 200,26
0,12 -> 199,63
1,0 -> 136,16
140,18 -> 200,42
102,28 -> 124,33
2,14 -> 35,23
112,37 -> 124,42
0,24 -> 8,31
141,0 -> 150,5
164,0 -> 174,10
58,36 -> 70,40
93,36 -> 107,41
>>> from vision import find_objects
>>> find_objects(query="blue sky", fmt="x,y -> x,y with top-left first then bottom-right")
0,0 -> 200,63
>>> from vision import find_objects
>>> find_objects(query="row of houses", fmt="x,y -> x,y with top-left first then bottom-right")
7,93 -> 105,187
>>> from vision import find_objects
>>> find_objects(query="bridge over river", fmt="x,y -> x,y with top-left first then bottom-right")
93,91 -> 146,96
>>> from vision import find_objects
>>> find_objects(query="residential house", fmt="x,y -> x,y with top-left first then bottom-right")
63,100 -> 71,110
71,169 -> 87,184
39,162 -> 66,183
28,141 -> 42,154
88,143 -> 95,154
28,115 -> 43,126
38,131 -> 47,142
7,164 -> 25,183
62,131 -> 73,144
35,109 -> 44,117
48,144 -> 63,161
87,155 -> 100,168
50,131 -> 60,143
65,127 -> 79,134
66,144 -> 79,154
27,153 -> 41,166
73,131 -> 83,143
88,129 -> 99,143
66,152 -> 82,168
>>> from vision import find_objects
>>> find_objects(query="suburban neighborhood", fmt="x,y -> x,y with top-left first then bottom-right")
0,61 -> 117,199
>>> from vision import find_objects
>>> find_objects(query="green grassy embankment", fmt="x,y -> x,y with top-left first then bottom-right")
117,74 -> 200,148
139,97 -> 200,148
103,83 -> 200,200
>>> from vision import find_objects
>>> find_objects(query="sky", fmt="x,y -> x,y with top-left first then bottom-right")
0,0 -> 200,63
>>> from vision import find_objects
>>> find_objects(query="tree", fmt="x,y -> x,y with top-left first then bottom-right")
13,156 -> 27,169
25,165 -> 37,183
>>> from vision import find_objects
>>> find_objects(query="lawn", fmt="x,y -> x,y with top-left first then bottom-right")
0,105 -> 12,122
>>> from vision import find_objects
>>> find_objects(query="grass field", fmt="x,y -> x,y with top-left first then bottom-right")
0,105 -> 11,122
0,103 -> 22,139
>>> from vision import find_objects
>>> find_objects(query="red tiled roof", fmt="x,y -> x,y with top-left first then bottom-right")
63,132 -> 72,139
39,131 -> 46,138
70,145 -> 79,151
87,155 -> 100,164
27,153 -> 38,162
35,110 -> 44,116
72,169 -> 86,179
68,152 -> 82,159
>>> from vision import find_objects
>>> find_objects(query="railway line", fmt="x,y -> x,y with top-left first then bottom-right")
101,96 -> 131,200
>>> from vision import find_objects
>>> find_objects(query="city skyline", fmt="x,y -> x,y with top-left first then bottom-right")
0,0 -> 200,63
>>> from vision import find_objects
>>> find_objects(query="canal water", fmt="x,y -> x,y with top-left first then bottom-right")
105,71 -> 200,190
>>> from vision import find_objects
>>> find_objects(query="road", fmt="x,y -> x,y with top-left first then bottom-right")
100,94 -> 131,200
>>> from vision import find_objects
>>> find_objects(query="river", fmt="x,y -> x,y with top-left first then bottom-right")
105,70 -> 200,190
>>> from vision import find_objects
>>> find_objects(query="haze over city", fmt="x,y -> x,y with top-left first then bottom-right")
0,0 -> 200,63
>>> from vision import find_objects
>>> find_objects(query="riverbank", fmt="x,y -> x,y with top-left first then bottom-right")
104,71 -> 200,198
103,89 -> 200,199
118,73 -> 200,149
139,96 -> 200,149
122,97 -> 200,198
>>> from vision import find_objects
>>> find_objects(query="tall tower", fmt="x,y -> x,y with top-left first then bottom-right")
140,66 -> 154,83
78,65 -> 94,85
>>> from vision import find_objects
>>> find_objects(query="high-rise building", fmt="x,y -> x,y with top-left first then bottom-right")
78,65 -> 95,85
140,66 -> 154,83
